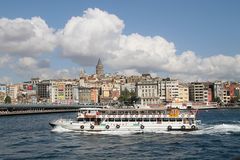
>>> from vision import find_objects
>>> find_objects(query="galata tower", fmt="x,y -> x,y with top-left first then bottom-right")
96,58 -> 104,77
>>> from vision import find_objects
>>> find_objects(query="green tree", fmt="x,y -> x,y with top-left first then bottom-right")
213,97 -> 221,103
118,89 -> 139,106
4,95 -> 11,104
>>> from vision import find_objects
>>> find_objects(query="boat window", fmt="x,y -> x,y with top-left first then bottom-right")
124,111 -> 129,114
115,118 -> 121,122
85,118 -> 90,121
163,118 -> 168,122
170,118 -> 175,122
136,118 -> 142,122
132,111 -> 138,115
118,111 -> 124,115
129,118 -> 135,122
176,118 -> 182,122
78,118 -> 84,121
122,118 -> 128,122
157,118 -> 161,122
105,118 -> 109,122
140,111 -> 145,114
112,111 -> 117,115
156,111 -> 162,114
143,118 -> 149,122
96,118 -> 101,122
109,118 -> 114,122
148,110 -> 153,114
150,118 -> 156,122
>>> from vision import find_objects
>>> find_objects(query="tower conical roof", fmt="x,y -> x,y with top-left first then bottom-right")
97,58 -> 103,66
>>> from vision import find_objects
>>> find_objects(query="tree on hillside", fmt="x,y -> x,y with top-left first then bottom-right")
118,89 -> 140,106
4,95 -> 11,104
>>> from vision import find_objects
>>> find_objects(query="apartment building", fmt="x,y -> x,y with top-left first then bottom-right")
178,84 -> 189,102
189,82 -> 208,102
136,80 -> 159,105
159,78 -> 179,102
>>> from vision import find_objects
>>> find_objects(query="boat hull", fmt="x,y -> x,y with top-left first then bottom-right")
49,119 -> 198,133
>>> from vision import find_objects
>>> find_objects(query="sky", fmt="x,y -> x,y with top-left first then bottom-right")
0,0 -> 240,83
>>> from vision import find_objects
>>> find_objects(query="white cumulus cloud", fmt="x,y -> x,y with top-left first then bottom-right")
0,17 -> 56,56
58,8 -> 124,65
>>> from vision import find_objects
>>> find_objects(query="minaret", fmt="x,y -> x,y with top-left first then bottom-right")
96,58 -> 104,78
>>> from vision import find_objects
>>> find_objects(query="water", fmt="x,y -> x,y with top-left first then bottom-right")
0,109 -> 240,160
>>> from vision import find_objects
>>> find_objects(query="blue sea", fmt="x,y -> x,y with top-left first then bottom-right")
0,109 -> 240,160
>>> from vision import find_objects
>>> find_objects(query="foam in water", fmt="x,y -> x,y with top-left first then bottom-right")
190,123 -> 240,135
51,125 -> 72,133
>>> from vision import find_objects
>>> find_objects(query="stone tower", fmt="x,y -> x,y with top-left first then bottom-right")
96,58 -> 104,78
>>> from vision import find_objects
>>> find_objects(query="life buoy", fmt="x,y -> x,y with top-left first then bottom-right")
105,125 -> 110,129
167,125 -> 172,131
181,125 -> 186,130
80,125 -> 84,129
191,125 -> 196,130
140,125 -> 144,129
116,124 -> 120,129
90,125 -> 94,129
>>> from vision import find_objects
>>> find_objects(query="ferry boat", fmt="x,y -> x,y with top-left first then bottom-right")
49,106 -> 200,133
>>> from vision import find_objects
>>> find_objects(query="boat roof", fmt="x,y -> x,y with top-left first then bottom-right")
79,107 -> 189,112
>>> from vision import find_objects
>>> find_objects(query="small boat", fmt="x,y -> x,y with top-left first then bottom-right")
49,106 -> 200,133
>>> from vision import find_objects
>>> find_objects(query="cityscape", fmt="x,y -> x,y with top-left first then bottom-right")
1,1 -> 240,160
0,58 -> 239,107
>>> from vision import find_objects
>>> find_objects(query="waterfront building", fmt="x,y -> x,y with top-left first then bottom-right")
7,84 -> 19,103
121,83 -> 136,92
65,83 -> 73,104
79,87 -> 91,104
189,82 -> 208,103
30,77 -> 41,85
213,81 -> 224,102
101,83 -> 113,98
96,58 -> 104,78
37,80 -> 51,102
208,88 -> 213,102
223,89 -> 230,104
159,78 -> 179,103
49,81 -> 74,104
90,88 -> 99,103
178,84 -> 189,102
72,85 -> 79,103
136,80 -> 159,106
0,84 -> 6,103
111,84 -> 121,101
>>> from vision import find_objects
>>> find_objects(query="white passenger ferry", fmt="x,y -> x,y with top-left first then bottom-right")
49,106 -> 200,133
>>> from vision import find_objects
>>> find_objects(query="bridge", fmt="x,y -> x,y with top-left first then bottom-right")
0,104 -> 101,116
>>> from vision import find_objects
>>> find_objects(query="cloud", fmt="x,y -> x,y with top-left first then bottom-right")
1,8 -> 240,82
0,55 -> 12,68
58,8 -> 124,65
13,57 -> 81,80
17,57 -> 50,69
0,17 -> 56,56
117,69 -> 141,76
58,8 -> 240,81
